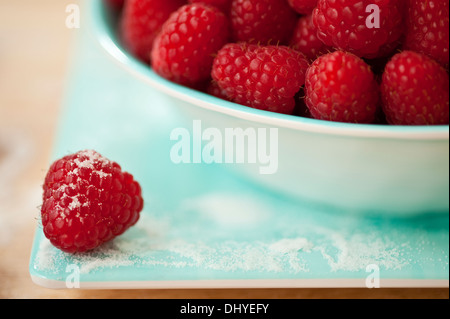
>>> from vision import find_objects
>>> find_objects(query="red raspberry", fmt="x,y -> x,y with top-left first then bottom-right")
305,50 -> 379,123
151,4 -> 230,86
381,51 -> 449,125
404,0 -> 449,68
290,14 -> 332,62
230,0 -> 298,45
207,81 -> 232,101
313,0 -> 404,59
211,43 -> 310,114
120,0 -> 186,63
287,0 -> 317,15
41,150 -> 144,253
188,0 -> 232,13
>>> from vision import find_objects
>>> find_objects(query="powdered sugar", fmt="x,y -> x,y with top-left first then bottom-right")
52,184 -> 84,219
268,238 -> 314,255
68,196 -> 81,210
315,231 -> 409,272
74,149 -> 110,168
34,234 -> 313,275
148,238 -> 311,273
96,170 -> 111,178
32,192 -> 426,278
72,150 -> 113,179
47,150 -> 112,216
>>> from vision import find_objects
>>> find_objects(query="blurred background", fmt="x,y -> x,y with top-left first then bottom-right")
0,0 -> 74,298
0,0 -> 447,299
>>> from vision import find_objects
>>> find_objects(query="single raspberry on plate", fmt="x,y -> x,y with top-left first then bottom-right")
41,150 -> 144,253
188,0 -> 232,13
304,50 -> 380,123
313,0 -> 404,59
403,0 -> 449,68
287,0 -> 317,15
230,0 -> 298,45
381,51 -> 449,125
290,14 -> 332,62
119,0 -> 186,63
211,43 -> 310,114
151,3 -> 230,86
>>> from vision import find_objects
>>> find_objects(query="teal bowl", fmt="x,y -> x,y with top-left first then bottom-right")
90,0 -> 449,216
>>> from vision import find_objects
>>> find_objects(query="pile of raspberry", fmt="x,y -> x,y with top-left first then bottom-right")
110,0 -> 449,125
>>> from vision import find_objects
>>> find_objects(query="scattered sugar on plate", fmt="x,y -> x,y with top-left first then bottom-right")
33,214 -> 413,276
157,239 -> 311,273
315,231 -> 409,272
31,191 -> 449,279
268,238 -> 314,255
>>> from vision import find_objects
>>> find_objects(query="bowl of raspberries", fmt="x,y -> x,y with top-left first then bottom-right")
94,0 -> 449,215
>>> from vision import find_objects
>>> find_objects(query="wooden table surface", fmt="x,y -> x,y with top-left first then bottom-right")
0,0 -> 448,299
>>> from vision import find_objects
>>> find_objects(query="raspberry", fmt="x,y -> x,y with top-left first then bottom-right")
119,0 -> 186,63
290,14 -> 332,62
287,0 -> 317,15
230,0 -> 298,45
188,0 -> 232,13
381,51 -> 449,125
151,4 -> 230,86
313,0 -> 404,59
404,0 -> 449,68
207,80 -> 231,101
211,43 -> 309,114
305,50 -> 380,123
41,150 -> 144,253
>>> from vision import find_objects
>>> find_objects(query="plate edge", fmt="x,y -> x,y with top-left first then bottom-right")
30,275 -> 450,290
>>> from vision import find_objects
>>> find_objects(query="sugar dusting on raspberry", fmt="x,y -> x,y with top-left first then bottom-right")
67,196 -> 81,210
56,150 -> 113,213
73,149 -> 111,171
41,150 -> 143,253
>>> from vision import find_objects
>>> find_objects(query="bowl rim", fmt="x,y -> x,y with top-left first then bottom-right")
89,0 -> 449,140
